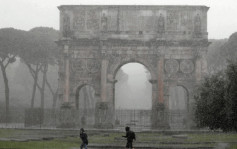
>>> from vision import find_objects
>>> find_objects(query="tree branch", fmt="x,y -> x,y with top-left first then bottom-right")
46,77 -> 54,95
26,63 -> 36,78
4,55 -> 16,69
36,81 -> 42,91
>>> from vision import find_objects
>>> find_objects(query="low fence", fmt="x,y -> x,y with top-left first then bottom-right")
0,108 -> 188,129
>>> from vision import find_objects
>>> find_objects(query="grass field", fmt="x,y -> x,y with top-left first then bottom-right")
0,129 -> 236,149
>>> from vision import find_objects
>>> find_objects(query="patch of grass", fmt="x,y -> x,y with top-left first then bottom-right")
0,129 -> 237,148
0,140 -> 79,149
0,129 -> 24,138
188,133 -> 237,142
230,144 -> 237,149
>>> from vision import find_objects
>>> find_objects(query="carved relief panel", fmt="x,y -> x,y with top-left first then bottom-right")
120,10 -> 139,31
166,10 -> 179,31
70,57 -> 101,92
180,59 -> 194,74
107,8 -> 118,31
72,9 -> 86,31
86,8 -> 100,31
180,11 -> 193,31
105,48 -> 157,77
62,13 -> 71,37
164,59 -> 195,79
165,59 -> 179,75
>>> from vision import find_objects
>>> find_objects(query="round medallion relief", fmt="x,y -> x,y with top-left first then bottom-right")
165,59 -> 179,74
86,59 -> 100,73
71,59 -> 86,72
180,60 -> 194,74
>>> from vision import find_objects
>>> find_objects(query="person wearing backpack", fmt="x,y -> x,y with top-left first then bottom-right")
80,128 -> 88,149
122,126 -> 136,149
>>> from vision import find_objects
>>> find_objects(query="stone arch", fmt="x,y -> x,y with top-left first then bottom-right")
176,84 -> 190,111
168,84 -> 189,129
74,84 -> 96,110
168,84 -> 189,110
112,61 -> 154,127
110,58 -> 157,81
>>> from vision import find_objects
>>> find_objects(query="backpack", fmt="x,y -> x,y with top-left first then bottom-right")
130,131 -> 136,140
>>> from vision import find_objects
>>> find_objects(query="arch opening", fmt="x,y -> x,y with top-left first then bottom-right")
114,63 -> 152,128
168,85 -> 189,129
75,85 -> 97,127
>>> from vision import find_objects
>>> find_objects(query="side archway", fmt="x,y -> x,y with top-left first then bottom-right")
168,85 -> 189,129
75,84 -> 97,127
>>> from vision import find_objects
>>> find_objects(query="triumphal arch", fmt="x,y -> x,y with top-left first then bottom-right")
57,5 -> 209,129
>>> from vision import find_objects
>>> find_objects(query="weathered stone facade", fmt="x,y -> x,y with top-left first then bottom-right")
57,5 -> 209,129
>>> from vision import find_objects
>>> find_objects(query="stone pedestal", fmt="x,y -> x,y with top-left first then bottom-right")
94,102 -> 114,129
151,103 -> 169,129
57,102 -> 78,128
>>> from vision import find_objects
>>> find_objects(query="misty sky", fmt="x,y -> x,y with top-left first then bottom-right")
0,0 -> 237,39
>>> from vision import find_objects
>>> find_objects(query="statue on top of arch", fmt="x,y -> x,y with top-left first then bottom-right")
157,13 -> 165,33
194,13 -> 202,38
101,12 -> 108,31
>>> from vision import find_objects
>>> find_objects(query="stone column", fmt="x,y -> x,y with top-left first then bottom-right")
101,59 -> 108,102
94,59 -> 113,128
157,57 -> 164,103
107,76 -> 117,127
195,57 -> 202,82
152,56 -> 169,129
63,44 -> 71,107
195,47 -> 208,82
58,44 -> 77,128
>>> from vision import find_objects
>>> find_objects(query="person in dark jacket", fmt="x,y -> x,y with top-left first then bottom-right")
122,126 -> 136,149
80,128 -> 88,149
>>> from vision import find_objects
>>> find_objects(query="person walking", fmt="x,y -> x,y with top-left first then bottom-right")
80,128 -> 88,149
122,126 -> 136,149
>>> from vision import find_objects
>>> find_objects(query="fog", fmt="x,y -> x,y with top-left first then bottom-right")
115,63 -> 152,110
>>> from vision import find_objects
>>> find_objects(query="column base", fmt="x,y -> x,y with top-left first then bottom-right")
57,102 -> 78,128
94,102 -> 114,129
151,103 -> 170,129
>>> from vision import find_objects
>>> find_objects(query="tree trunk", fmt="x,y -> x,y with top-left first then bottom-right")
29,64 -> 39,108
45,76 -> 58,109
0,62 -> 10,123
40,64 -> 48,109
52,89 -> 58,109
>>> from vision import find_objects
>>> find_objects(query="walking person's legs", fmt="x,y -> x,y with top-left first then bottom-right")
80,143 -> 86,149
80,143 -> 83,149
84,143 -> 87,149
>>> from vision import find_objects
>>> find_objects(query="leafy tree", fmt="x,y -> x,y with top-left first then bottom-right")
221,33 -> 237,62
0,28 -> 29,122
195,72 -> 227,130
195,61 -> 237,131
19,27 -> 59,109
207,39 -> 227,72
224,60 -> 237,131
195,32 -> 237,131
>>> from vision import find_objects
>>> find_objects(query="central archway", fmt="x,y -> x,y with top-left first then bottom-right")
114,63 -> 152,128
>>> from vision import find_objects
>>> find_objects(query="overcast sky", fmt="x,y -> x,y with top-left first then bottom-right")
0,0 -> 237,39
